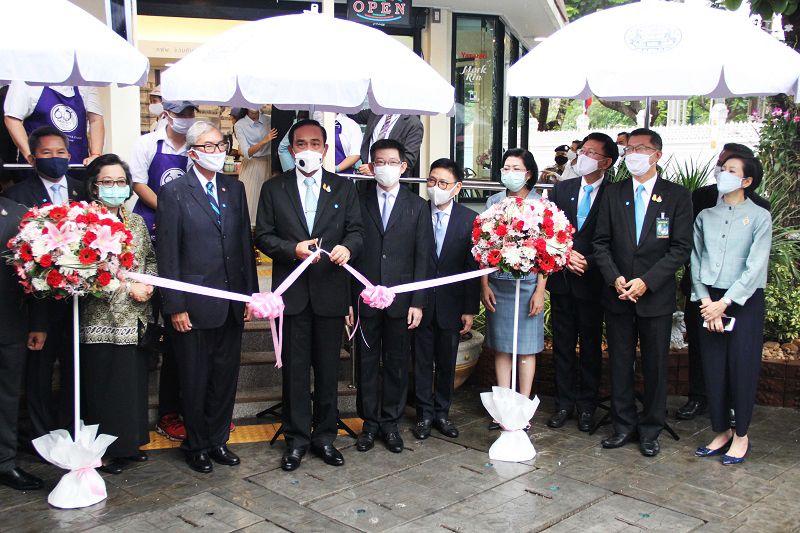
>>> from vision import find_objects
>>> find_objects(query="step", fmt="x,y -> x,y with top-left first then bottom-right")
240,349 -> 352,366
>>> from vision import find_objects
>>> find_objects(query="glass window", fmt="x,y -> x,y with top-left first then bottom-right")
502,32 -> 513,153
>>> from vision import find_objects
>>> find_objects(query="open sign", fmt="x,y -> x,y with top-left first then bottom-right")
348,0 -> 412,28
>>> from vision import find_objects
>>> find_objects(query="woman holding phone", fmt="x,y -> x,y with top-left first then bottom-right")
690,154 -> 771,465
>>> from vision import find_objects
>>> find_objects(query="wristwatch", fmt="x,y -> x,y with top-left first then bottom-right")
722,297 -> 732,306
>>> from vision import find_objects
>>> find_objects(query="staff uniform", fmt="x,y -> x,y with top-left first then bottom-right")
234,112 -> 273,224
690,198 -> 771,437
334,113 -> 363,169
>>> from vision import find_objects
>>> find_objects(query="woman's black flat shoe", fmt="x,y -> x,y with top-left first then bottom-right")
695,438 -> 732,457
98,459 -> 124,475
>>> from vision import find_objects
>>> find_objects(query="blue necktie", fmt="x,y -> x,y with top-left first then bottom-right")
576,184 -> 594,231
206,182 -> 220,224
634,184 -> 646,243
50,183 -> 64,204
435,211 -> 446,257
381,191 -> 391,230
304,177 -> 318,233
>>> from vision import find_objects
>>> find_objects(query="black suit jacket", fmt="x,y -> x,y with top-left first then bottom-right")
547,177 -> 607,301
156,168 -> 258,329
421,201 -> 480,329
350,110 -> 424,173
0,197 -> 47,344
254,169 -> 363,317
593,177 -> 693,317
352,186 -> 430,319
2,175 -> 85,207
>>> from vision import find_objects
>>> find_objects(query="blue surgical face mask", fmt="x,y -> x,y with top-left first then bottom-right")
35,157 -> 70,180
716,171 -> 744,195
501,170 -> 527,192
98,185 -> 130,207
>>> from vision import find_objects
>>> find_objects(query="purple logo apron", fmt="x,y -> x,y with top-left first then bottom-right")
334,120 -> 347,167
22,87 -> 89,165
132,139 -> 189,240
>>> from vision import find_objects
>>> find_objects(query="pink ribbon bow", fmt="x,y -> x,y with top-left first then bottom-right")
249,292 -> 286,367
75,460 -> 104,496
360,285 -> 395,309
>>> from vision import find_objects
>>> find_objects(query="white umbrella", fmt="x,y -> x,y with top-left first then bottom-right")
508,0 -> 800,103
0,0 -> 149,86
161,11 -> 454,115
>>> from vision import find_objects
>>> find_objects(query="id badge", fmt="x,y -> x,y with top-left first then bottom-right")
656,212 -> 669,238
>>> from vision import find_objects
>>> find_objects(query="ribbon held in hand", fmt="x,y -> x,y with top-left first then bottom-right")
360,285 -> 395,309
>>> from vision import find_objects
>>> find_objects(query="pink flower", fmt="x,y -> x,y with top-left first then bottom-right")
794,116 -> 800,123
42,221 -> 80,255
88,225 -> 122,257
772,108 -> 783,116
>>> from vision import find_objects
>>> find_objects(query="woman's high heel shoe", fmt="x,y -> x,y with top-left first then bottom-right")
695,437 -> 732,457
721,442 -> 751,465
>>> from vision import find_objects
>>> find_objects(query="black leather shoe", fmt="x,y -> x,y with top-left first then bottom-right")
281,447 -> 306,471
356,431 -> 376,451
547,410 -> 573,428
0,467 -> 44,490
676,400 -> 708,420
382,432 -> 404,453
311,444 -> 345,466
601,432 -> 634,449
99,458 -> 124,475
186,452 -> 213,473
729,408 -> 736,429
433,418 -> 459,438
639,439 -> 660,457
412,420 -> 432,440
577,412 -> 594,432
208,445 -> 240,466
127,451 -> 149,462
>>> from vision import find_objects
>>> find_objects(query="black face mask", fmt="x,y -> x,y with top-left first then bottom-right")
554,155 -> 569,166
35,157 -> 70,180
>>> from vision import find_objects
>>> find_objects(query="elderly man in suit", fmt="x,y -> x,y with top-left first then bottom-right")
594,128 -> 692,457
2,125 -> 84,442
255,119 -> 363,472
156,121 -> 258,473
547,132 -> 617,432
412,158 -> 479,441
349,110 -> 424,176
0,196 -> 47,490
347,139 -> 430,454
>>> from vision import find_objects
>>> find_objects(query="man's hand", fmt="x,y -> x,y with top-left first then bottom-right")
346,306 -> 355,328
619,278 -> 647,302
329,245 -> 351,266
171,312 -> 192,333
27,331 -> 46,350
83,154 -> 99,166
295,239 -> 319,261
567,250 -> 587,275
460,314 -> 474,335
407,307 -> 423,330
358,163 -> 374,176
700,299 -> 728,322
614,276 -> 627,295
244,305 -> 253,322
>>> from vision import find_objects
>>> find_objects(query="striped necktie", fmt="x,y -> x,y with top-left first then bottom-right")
379,115 -> 394,139
206,182 -> 220,224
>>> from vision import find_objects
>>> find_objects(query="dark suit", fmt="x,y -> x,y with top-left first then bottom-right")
548,178 -> 607,415
2,175 -> 83,439
0,198 -> 47,470
593,176 -> 692,441
351,186 -> 430,434
350,111 -> 424,174
156,168 -> 257,454
254,169 -> 363,449
414,201 -> 479,421
681,185 -> 771,404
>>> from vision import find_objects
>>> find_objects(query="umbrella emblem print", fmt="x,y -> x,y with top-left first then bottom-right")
625,24 -> 682,54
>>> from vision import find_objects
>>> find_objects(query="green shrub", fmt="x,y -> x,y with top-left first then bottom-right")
764,264 -> 800,343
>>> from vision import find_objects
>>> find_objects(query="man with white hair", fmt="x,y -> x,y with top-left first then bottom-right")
156,121 -> 258,473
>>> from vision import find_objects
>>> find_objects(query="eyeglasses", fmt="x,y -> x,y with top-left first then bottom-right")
191,141 -> 229,154
624,144 -> 658,155
577,148 -> 608,159
373,159 -> 402,167
426,178 -> 457,190
96,179 -> 128,188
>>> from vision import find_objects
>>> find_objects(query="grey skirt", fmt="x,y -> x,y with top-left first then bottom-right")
484,272 -> 544,354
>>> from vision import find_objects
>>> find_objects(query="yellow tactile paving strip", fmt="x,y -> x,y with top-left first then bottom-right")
142,419 -> 364,450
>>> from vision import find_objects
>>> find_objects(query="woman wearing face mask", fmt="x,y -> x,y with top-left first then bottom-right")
482,149 -> 547,430
234,107 -> 278,225
80,155 -> 157,475
690,154 -> 771,466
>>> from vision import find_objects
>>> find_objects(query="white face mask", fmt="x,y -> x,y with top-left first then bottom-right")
624,152 -> 655,177
294,150 -> 323,173
169,115 -> 196,135
191,150 -> 226,173
573,154 -> 599,177
428,185 -> 456,207
501,170 -> 527,192
149,103 -> 163,116
374,165 -> 401,189
716,171 -> 744,195
566,150 -> 577,161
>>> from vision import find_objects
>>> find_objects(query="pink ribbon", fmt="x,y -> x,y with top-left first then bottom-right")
75,460 -> 104,496
360,285 -> 395,309
249,292 -> 286,366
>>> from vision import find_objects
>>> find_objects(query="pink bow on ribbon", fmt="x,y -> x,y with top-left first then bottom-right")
75,460 -> 104,496
360,285 -> 395,309
249,292 -> 286,368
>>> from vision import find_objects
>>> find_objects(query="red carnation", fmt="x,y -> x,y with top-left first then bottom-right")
472,227 -> 482,240
124,231 -> 134,244
83,231 -> 97,245
488,249 -> 502,266
545,228 -> 555,239
119,252 -> 134,268
495,224 -> 508,237
474,218 -> 481,228
22,211 -> 35,219
7,238 -> 15,249
514,219 -> 524,231
66,272 -> 81,284
40,254 -> 53,267
96,271 -> 112,287
542,217 -> 554,229
75,214 -> 88,224
534,239 -> 547,253
544,209 -> 553,218
475,253 -> 482,262
86,212 -> 99,223
49,206 -> 68,220
79,247 -> 98,264
515,197 -> 524,206
557,231 -> 568,244
19,243 -> 33,261
46,269 -> 64,288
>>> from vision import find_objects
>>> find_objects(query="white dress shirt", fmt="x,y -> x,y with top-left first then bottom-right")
296,167 -> 322,213
40,176 -> 69,204
197,172 -> 219,202
632,174 -> 658,214
431,197 -> 454,235
577,176 -> 604,210
4,82 -> 104,119
130,126 -> 191,184
377,184 -> 400,221
234,112 -> 271,159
